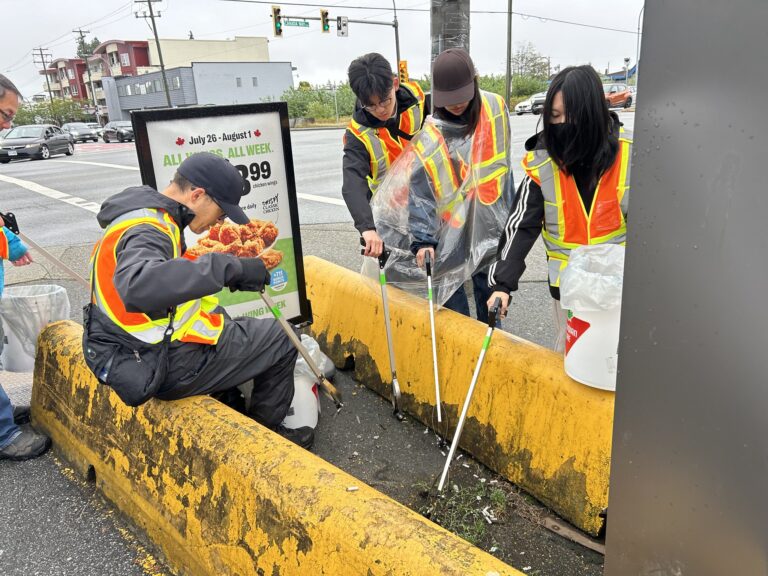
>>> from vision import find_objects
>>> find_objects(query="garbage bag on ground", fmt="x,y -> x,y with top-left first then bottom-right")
0,285 -> 70,371
559,245 -> 625,312
364,115 -> 510,306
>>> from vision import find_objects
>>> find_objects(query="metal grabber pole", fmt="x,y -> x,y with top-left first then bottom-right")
360,238 -> 404,420
425,252 -> 441,422
260,290 -> 343,410
437,297 -> 502,491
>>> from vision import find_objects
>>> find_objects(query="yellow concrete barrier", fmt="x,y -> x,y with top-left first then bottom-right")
32,321 -> 520,576
304,256 -> 614,536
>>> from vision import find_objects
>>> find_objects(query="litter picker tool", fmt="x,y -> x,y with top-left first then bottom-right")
437,297 -> 502,492
260,289 -> 343,410
360,237 -> 404,421
1,211 -> 90,288
425,251 -> 442,423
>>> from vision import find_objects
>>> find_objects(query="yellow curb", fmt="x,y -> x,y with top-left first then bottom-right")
32,320 -> 521,576
304,256 -> 614,536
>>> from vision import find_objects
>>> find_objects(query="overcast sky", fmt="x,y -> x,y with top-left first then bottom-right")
4,0 -> 645,98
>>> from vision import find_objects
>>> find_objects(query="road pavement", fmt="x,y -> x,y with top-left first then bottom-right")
0,113 -> 633,574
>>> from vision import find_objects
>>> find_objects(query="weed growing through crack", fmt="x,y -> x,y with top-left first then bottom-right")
416,480 -> 508,545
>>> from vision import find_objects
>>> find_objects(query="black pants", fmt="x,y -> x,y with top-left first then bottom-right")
157,314 -> 297,429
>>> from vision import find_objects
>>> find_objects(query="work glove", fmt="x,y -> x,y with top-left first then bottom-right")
230,258 -> 271,292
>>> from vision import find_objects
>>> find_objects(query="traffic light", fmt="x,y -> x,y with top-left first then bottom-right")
272,5 -> 282,37
320,9 -> 330,33
398,60 -> 409,83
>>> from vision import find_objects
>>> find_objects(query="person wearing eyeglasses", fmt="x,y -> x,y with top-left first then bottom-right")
0,75 -> 52,461
343,53 -> 426,258
83,152 -> 314,449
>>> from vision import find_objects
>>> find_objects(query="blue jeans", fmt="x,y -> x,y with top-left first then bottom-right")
0,384 -> 19,449
443,270 -> 499,326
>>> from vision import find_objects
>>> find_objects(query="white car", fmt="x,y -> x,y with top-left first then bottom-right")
515,97 -> 533,115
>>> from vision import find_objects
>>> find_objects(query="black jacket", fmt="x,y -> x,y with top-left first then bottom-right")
96,186 -> 245,319
342,86 -> 424,234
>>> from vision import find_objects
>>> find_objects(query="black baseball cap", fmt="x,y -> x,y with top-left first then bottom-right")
432,48 -> 476,108
176,152 -> 249,225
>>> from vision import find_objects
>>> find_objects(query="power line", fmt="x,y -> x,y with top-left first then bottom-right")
219,0 -> 640,35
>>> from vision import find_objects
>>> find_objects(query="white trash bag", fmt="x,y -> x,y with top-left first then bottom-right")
0,285 -> 70,372
559,244 -> 625,312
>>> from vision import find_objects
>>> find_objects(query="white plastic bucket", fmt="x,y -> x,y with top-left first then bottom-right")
563,307 -> 621,391
282,373 -> 320,430
0,285 -> 70,372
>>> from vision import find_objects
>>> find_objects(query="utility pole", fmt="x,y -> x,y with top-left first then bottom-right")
34,47 -> 54,102
73,28 -> 99,121
504,0 -> 512,106
392,1 -> 401,70
135,0 -> 172,107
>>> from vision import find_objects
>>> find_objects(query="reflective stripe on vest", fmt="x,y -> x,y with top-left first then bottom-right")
0,231 -> 8,260
347,81 -> 426,194
472,92 -> 509,204
413,92 -> 508,227
523,128 -> 633,288
90,208 -> 224,345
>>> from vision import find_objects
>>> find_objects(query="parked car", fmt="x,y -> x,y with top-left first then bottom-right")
530,92 -> 547,114
603,83 -> 633,108
0,124 -> 74,163
515,96 -> 534,115
102,121 -> 134,143
86,122 -> 105,138
62,122 -> 99,143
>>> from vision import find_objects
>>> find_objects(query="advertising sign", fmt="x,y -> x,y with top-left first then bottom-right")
132,103 -> 311,325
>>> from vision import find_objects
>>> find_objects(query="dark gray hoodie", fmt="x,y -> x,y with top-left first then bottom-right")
96,185 -> 244,319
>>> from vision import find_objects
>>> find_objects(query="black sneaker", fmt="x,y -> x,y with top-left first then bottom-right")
274,424 -> 315,450
0,426 -> 51,461
12,405 -> 30,425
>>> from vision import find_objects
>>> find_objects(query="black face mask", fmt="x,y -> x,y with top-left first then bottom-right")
546,122 -> 580,169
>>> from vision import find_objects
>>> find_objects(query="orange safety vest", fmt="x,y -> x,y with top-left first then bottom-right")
0,231 -> 8,259
413,91 -> 509,227
523,127 -> 632,288
346,81 -> 426,194
90,208 -> 224,345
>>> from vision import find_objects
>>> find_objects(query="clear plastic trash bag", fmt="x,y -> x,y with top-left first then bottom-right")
294,334 -> 335,382
364,114 -> 510,306
0,285 -> 70,362
559,244 -> 625,312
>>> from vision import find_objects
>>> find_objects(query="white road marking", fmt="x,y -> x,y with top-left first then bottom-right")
49,159 -> 139,171
6,163 -> 347,209
0,173 -> 101,213
296,192 -> 346,207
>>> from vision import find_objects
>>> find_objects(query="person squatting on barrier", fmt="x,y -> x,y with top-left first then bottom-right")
82,152 -> 314,448
0,74 -> 52,461
342,52 -> 427,258
409,48 -> 513,322
487,65 -> 632,351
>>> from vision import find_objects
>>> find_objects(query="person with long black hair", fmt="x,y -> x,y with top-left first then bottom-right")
487,65 -> 632,350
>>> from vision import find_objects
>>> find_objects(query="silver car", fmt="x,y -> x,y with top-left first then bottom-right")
62,122 -> 99,143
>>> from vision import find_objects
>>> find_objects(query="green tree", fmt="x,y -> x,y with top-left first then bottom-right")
512,42 -> 550,79
11,100 -> 88,126
76,36 -> 101,59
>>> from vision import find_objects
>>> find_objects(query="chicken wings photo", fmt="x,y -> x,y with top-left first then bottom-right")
186,220 -> 284,270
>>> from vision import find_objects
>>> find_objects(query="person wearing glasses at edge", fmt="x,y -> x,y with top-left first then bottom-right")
409,48 -> 513,323
343,52 -> 427,257
0,74 -> 52,461
84,152 -> 314,449
487,65 -> 632,351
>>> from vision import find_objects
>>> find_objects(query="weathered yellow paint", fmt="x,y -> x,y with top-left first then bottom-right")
33,321 -> 521,576
304,256 -> 614,536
